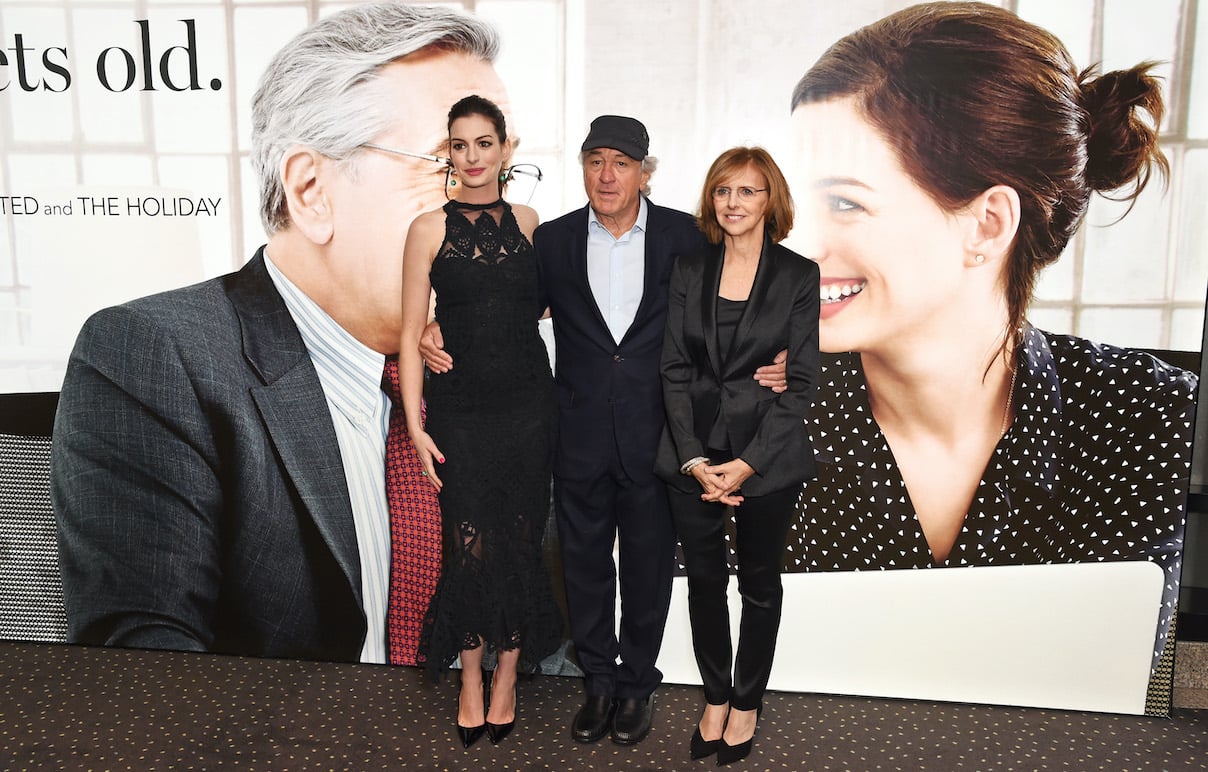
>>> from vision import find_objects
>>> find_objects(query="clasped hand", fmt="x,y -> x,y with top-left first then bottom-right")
691,458 -> 754,506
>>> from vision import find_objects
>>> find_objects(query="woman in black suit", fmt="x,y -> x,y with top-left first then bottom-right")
655,146 -> 819,765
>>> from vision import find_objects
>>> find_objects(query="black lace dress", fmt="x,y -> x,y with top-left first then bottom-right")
417,199 -> 562,676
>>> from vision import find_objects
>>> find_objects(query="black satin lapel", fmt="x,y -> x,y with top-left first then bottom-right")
725,237 -> 774,376
703,245 -> 724,379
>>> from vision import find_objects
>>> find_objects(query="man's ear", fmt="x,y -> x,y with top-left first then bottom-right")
965,184 -> 1020,267
280,146 -> 334,245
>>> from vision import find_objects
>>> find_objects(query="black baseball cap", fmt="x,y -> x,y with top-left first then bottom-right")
580,115 -> 649,161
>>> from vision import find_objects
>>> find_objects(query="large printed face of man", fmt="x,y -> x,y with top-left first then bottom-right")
325,49 -> 511,349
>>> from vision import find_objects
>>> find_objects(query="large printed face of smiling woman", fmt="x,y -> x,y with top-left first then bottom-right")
791,96 -> 996,357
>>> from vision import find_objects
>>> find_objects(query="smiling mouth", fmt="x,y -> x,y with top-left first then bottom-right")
820,281 -> 866,304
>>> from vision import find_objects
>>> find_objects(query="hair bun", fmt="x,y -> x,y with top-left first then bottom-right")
1080,63 -> 1168,195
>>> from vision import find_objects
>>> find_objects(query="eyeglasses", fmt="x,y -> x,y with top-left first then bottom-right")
712,186 -> 768,201
359,143 -> 544,205
499,163 -> 542,205
360,142 -> 452,168
505,164 -> 543,183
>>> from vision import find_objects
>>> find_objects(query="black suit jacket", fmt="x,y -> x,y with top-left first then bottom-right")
655,238 -> 820,496
534,200 -> 708,481
51,250 -> 367,661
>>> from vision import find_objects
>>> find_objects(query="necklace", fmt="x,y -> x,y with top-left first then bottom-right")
1000,364 -> 1018,437
451,198 -> 504,211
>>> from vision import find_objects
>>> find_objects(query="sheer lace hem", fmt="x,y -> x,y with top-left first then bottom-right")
417,515 -> 562,679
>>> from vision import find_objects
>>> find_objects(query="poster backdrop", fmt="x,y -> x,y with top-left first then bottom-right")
2,0 -> 1204,718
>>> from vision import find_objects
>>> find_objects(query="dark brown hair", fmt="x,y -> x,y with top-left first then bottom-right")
791,1 -> 1167,352
447,94 -> 507,144
697,146 -> 795,245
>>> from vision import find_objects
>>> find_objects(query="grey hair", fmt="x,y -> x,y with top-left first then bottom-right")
252,2 -> 500,234
640,155 -> 657,196
577,151 -> 658,197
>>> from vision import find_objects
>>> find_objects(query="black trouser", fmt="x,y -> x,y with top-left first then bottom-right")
554,457 -> 675,700
668,483 -> 798,711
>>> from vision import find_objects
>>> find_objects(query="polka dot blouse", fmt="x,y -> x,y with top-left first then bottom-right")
789,323 -> 1198,665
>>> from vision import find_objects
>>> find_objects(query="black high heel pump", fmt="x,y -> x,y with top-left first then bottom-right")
716,706 -> 761,766
457,723 -> 486,749
485,686 -> 517,745
456,672 -> 487,748
690,725 -> 721,760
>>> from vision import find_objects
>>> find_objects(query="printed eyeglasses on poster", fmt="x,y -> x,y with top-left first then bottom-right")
360,142 -> 543,204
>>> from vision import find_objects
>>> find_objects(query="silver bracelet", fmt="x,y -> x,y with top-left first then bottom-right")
680,456 -> 710,475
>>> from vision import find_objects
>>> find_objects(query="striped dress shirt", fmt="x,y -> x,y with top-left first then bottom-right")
264,253 -> 392,664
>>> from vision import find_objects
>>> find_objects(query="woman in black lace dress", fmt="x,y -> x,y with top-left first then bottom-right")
399,95 -> 560,748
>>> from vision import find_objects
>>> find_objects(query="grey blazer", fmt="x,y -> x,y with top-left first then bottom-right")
51,250 -> 367,661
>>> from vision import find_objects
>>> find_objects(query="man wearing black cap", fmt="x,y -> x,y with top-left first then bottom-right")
531,115 -> 708,745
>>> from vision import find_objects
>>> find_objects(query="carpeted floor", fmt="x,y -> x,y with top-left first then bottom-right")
1,641 -> 1206,770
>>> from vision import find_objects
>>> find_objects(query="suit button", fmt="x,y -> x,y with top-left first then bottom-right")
613,354 -> 622,362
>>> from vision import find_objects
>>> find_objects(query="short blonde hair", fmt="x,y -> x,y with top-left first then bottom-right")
696,147 -> 794,245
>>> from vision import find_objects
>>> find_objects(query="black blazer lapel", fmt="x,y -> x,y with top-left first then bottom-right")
623,200 -> 672,344
228,252 -> 363,605
568,206 -> 613,344
724,236 -> 775,379
701,244 -> 725,379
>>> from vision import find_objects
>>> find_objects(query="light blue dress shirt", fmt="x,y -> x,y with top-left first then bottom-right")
264,252 -> 392,665
587,197 -> 649,343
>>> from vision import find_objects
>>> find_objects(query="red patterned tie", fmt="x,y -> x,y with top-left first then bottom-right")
381,355 -> 443,665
